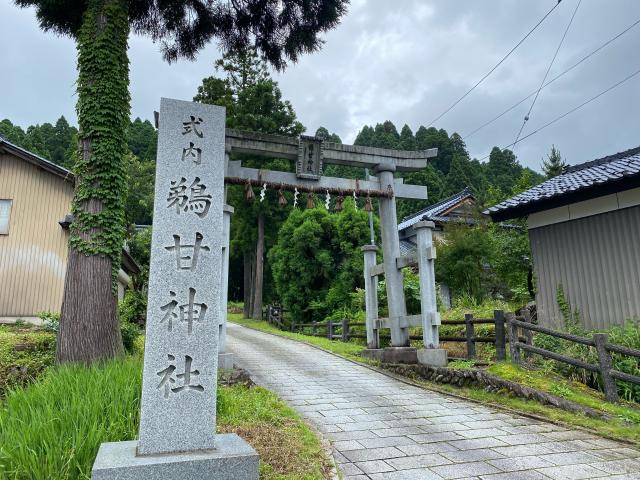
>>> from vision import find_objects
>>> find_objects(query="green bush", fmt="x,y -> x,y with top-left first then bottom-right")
435,224 -> 494,301
269,200 -> 375,323
0,327 -> 56,398
118,290 -> 145,354
606,320 -> 640,402
120,320 -> 141,355
37,311 -> 60,333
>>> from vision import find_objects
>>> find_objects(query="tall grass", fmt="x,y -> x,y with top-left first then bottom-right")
0,357 -> 142,480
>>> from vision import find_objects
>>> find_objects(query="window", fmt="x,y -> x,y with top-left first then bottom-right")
0,200 -> 12,235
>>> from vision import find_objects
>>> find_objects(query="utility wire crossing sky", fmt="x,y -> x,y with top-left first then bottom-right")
1,0 -> 639,170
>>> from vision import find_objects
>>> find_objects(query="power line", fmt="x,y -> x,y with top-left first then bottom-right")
477,66 -> 640,161
513,0 -> 581,148
426,0 -> 563,128
463,16 -> 640,140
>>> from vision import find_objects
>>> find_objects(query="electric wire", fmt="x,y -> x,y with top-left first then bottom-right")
477,66 -> 640,161
426,0 -> 563,128
512,0 -> 581,149
463,16 -> 640,140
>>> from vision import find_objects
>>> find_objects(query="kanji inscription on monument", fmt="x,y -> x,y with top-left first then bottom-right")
137,98 -> 225,455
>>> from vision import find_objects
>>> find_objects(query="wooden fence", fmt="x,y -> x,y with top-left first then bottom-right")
262,303 -> 640,403
266,307 -> 525,362
508,316 -> 640,402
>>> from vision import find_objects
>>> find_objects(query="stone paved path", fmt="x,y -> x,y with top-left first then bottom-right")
227,323 -> 640,480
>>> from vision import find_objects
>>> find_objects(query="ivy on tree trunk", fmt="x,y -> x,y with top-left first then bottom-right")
57,0 -> 129,363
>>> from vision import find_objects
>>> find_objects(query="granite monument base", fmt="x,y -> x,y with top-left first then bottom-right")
92,433 -> 258,480
218,352 -> 234,370
362,347 -> 418,364
417,348 -> 448,367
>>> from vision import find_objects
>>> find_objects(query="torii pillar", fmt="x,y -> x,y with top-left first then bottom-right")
375,163 -> 409,347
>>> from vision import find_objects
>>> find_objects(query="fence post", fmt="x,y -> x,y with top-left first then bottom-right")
465,313 -> 476,359
507,313 -> 521,364
312,321 -> 317,336
341,318 -> 349,342
494,310 -> 506,361
327,319 -> 334,340
521,307 -> 533,360
593,333 -> 619,403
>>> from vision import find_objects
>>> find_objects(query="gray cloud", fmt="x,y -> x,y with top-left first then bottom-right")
2,0 -> 640,171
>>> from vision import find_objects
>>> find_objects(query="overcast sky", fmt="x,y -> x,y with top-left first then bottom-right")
2,0 -> 639,172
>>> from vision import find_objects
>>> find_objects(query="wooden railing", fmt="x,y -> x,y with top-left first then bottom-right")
284,309 -> 524,362
508,316 -> 640,403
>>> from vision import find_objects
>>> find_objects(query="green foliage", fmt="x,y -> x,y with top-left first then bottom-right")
0,357 -> 142,479
127,226 -> 152,287
376,269 -> 422,316
118,290 -> 143,354
119,319 -> 140,355
353,121 -> 544,214
533,291 -> 640,402
195,47 -> 306,305
230,314 -> 367,362
488,222 -> 532,303
607,321 -> 640,402
0,352 -> 329,480
37,311 -> 60,332
118,289 -> 146,324
448,359 -> 475,370
69,0 -> 131,287
542,144 -> 567,178
0,117 -> 77,168
124,152 -> 155,225
435,224 -> 494,301
0,326 -> 56,398
269,200 -> 376,322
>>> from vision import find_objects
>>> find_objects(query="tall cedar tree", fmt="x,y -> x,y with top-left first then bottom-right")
194,48 -> 304,319
16,0 -> 348,363
542,144 -> 567,178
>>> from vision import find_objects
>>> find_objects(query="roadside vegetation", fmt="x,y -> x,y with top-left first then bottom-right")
0,324 -> 331,480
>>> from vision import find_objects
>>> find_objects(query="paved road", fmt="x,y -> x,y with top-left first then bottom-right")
227,323 -> 640,480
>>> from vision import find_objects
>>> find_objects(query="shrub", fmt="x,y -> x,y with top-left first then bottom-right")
118,290 -> 144,354
119,289 -> 147,325
120,320 -> 141,355
0,327 -> 56,398
37,311 -> 60,333
269,201 -> 375,323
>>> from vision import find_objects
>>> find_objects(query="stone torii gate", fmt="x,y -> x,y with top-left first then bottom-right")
219,129 -> 447,367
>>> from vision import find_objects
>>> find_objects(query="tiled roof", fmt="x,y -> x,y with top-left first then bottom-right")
398,187 -> 474,231
399,239 -> 417,255
484,146 -> 640,220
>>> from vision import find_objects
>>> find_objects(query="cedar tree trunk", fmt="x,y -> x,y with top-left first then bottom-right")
57,0 -> 129,363
243,253 -> 255,318
251,212 -> 265,319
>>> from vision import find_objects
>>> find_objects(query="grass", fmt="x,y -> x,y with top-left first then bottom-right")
230,314 -> 369,363
0,355 -> 332,480
231,314 -> 640,444
486,363 -> 640,425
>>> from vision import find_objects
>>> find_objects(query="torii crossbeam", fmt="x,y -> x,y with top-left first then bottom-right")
219,129 -> 445,366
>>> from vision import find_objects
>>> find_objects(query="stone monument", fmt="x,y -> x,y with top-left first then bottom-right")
92,98 -> 258,479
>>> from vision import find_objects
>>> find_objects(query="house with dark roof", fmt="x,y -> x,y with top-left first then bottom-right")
0,135 -> 138,324
398,188 -> 477,307
485,146 -> 640,330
